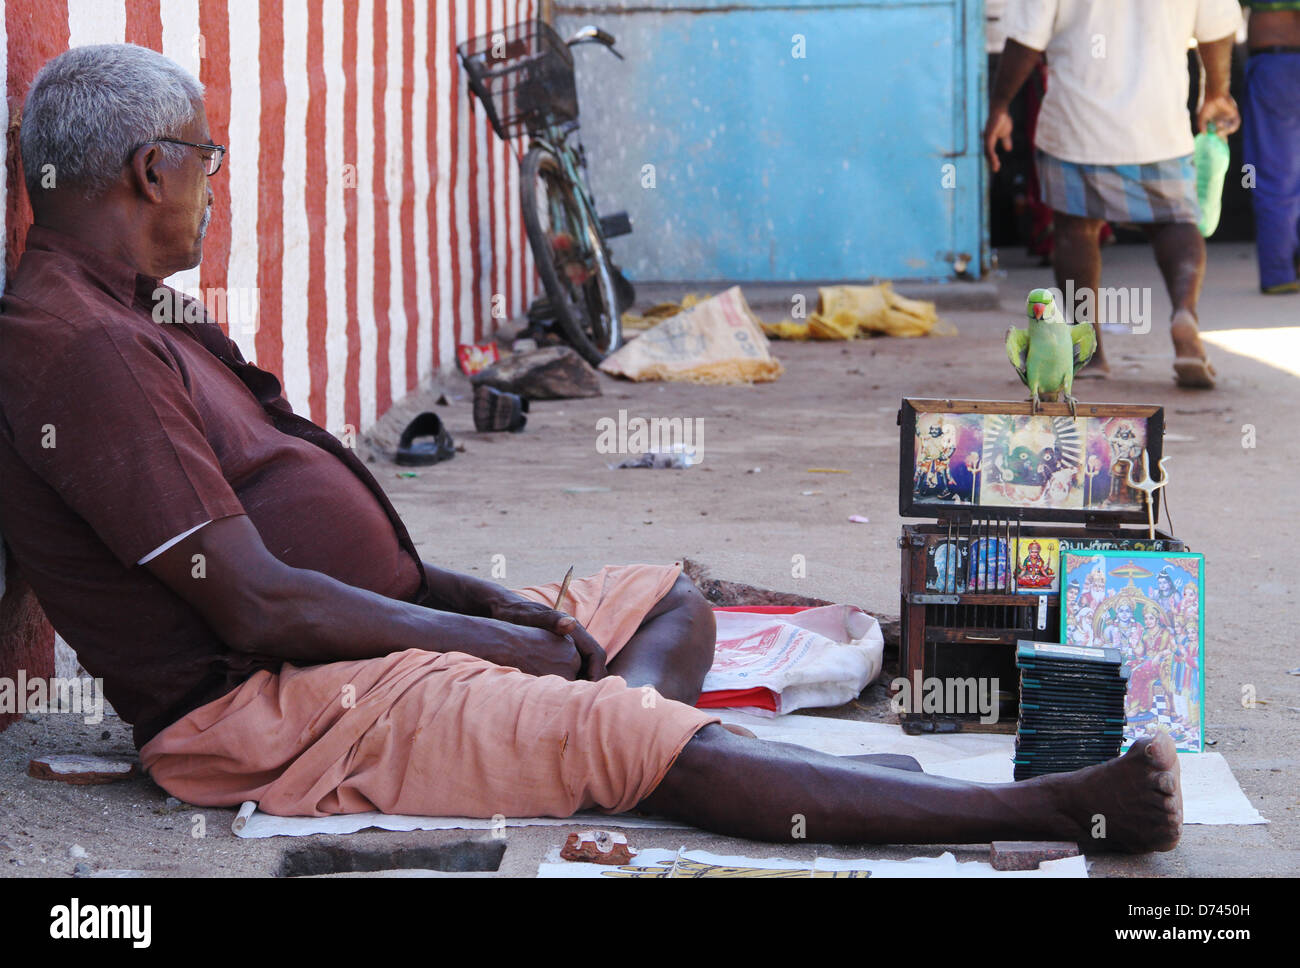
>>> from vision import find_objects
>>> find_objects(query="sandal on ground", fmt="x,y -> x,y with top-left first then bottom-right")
473,385 -> 529,432
1173,356 -> 1217,390
395,412 -> 456,465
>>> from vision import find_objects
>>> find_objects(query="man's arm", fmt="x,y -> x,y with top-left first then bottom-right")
984,38 -> 1044,173
143,515 -> 588,679
419,561 -> 513,615
1195,33 -> 1240,136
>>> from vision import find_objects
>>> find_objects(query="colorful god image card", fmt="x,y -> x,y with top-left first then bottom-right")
899,401 -> 1163,525
911,412 -> 984,505
1061,551 -> 1205,752
922,535 -> 1012,593
1013,537 -> 1060,593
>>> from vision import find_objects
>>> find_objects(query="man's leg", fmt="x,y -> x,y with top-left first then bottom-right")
1053,211 -> 1109,373
607,573 -> 716,705
607,577 -> 921,757
1243,53 -> 1300,293
1139,221 -> 1215,387
641,723 -> 1181,852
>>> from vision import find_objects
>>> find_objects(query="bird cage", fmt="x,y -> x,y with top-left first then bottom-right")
895,398 -> 1185,734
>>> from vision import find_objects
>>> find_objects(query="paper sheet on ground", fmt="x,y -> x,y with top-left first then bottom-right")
231,709 -> 1262,837
536,846 -> 1088,878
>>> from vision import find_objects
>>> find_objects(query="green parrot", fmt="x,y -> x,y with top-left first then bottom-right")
1005,288 -> 1097,416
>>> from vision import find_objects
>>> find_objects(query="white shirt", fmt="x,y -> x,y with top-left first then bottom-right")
987,0 -> 1009,54
1002,0 -> 1242,165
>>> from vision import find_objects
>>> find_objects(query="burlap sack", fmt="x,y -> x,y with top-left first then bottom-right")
600,287 -> 783,384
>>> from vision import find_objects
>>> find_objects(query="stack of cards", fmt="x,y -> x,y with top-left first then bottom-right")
1013,640 -> 1129,781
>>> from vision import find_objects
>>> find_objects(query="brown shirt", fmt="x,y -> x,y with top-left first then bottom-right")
0,227 -> 428,747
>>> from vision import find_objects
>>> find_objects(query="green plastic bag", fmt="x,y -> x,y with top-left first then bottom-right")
1193,122 -> 1230,238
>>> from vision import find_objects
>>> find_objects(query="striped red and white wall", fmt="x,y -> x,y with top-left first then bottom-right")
2,0 -> 538,436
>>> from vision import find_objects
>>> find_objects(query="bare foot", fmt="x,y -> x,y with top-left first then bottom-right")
721,723 -> 758,739
1171,309 -> 1216,389
1170,309 -> 1207,361
1045,730 -> 1182,853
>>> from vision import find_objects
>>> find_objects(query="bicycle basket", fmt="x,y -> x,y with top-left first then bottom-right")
457,20 -> 577,141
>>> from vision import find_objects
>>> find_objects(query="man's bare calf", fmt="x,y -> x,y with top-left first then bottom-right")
641,724 -> 1182,853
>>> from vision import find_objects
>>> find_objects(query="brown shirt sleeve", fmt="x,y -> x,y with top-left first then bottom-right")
7,321 -> 248,569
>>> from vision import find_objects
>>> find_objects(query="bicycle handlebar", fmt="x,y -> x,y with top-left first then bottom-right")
566,24 -> 624,60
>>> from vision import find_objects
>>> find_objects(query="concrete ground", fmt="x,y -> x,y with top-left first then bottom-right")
1,240 -> 1296,878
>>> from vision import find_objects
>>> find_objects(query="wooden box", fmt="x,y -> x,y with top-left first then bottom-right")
895,399 -> 1184,734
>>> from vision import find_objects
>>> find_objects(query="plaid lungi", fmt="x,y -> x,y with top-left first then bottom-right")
1037,150 -> 1199,224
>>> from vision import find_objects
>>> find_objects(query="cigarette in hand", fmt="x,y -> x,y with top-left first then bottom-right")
553,565 -> 575,610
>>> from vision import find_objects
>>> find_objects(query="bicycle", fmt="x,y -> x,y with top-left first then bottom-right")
458,19 -> 632,367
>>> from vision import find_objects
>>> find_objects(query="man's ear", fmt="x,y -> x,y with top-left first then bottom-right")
126,142 -> 167,204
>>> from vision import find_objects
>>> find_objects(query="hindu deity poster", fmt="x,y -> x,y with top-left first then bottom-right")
908,409 -> 1153,516
1061,551 -> 1205,752
1013,538 -> 1060,593
912,412 -> 984,505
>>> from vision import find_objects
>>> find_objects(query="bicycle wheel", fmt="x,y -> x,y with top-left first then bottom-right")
520,146 -> 622,367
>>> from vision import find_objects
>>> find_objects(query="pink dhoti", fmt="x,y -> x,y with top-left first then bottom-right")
139,561 -> 720,818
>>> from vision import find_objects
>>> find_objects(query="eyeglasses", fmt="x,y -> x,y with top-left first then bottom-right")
146,138 -> 227,176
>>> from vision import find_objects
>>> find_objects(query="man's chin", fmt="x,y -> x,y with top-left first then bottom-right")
161,251 -> 203,279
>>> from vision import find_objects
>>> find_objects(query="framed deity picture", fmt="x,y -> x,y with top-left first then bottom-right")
898,399 -> 1164,525
1060,551 -> 1205,752
1013,537 -> 1060,593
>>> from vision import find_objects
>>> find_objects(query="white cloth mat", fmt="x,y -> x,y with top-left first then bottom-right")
230,709 -> 1264,838
713,710 -> 1267,826
537,846 -> 1089,878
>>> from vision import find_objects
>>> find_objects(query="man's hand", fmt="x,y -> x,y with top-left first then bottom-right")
1196,34 -> 1239,137
1197,92 -> 1240,138
419,562 -> 610,680
984,108 -> 1014,173
489,623 -> 586,680
483,592 -> 609,681
983,39 -> 1043,174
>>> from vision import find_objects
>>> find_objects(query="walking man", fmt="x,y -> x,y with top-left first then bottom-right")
985,0 -> 1243,388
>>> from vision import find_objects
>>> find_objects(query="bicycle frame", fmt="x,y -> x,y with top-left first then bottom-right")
529,121 -> 601,256
457,21 -> 626,361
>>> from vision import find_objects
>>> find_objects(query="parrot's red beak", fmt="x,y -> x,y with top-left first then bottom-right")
1032,303 -> 1046,319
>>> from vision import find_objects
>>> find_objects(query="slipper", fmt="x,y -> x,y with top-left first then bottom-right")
1173,356 -> 1217,390
473,385 -> 529,432
395,412 -> 456,465
1261,281 -> 1299,295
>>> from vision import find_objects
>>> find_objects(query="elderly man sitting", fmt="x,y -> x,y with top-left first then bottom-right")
0,44 -> 1182,850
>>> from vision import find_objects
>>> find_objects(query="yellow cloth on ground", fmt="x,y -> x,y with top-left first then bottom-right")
761,283 -> 957,340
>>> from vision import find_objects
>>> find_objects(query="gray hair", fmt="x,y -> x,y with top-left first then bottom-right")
20,43 -> 204,201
